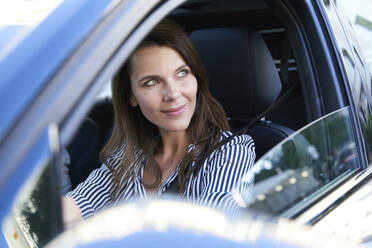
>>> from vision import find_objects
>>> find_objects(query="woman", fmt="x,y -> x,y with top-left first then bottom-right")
63,19 -> 255,227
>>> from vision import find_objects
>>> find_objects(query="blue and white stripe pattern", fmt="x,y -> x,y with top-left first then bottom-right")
66,131 -> 255,218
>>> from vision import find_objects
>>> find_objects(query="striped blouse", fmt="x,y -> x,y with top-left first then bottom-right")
66,131 -> 256,218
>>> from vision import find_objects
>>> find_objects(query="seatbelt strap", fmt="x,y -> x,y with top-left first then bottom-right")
279,35 -> 291,86
241,83 -> 298,133
166,175 -> 179,193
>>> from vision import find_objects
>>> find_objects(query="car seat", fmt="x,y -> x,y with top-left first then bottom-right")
67,117 -> 101,189
190,28 -> 295,159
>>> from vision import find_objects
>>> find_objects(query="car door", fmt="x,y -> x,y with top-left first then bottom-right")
244,0 -> 372,239
0,0 -> 174,246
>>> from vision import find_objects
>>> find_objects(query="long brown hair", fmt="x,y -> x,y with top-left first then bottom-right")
100,19 -> 229,199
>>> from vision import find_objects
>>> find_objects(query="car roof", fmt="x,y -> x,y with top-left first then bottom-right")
0,0 -> 115,143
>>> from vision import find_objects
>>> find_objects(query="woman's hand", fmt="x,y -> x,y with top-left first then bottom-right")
62,197 -> 83,229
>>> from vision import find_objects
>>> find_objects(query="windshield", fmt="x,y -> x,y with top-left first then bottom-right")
235,106 -> 360,217
0,0 -> 64,62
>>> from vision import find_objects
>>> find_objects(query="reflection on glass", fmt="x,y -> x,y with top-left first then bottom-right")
361,109 -> 372,162
339,0 -> 372,68
331,0 -> 372,167
3,163 -> 62,247
2,128 -> 62,247
5,165 -> 51,246
236,107 -> 360,216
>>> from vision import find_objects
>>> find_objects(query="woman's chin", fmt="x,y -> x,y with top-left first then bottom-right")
158,121 -> 191,134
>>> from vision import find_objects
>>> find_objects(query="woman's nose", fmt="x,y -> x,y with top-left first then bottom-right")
163,81 -> 181,101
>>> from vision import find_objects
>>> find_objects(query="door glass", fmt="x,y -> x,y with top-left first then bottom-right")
338,0 -> 372,72
2,126 -> 63,247
322,0 -> 362,107
322,0 -> 372,165
236,107 -> 360,216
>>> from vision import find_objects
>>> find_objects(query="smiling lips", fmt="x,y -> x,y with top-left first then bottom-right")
162,105 -> 186,117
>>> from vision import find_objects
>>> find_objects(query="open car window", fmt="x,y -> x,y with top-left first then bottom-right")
239,106 -> 360,217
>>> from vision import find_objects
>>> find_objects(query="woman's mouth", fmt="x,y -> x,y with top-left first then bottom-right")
162,105 -> 186,117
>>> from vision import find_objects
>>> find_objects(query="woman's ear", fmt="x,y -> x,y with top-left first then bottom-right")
129,94 -> 138,107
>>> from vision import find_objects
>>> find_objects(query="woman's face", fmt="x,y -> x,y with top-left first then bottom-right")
129,45 -> 198,135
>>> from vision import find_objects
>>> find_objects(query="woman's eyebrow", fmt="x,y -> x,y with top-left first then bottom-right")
175,64 -> 188,72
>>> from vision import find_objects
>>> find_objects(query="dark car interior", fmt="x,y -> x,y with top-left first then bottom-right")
67,0 -> 314,189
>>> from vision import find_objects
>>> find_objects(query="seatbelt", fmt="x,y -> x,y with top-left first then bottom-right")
240,83 -> 298,133
166,175 -> 179,193
279,35 -> 291,87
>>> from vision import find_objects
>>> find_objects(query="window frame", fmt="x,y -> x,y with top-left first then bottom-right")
314,0 -> 370,168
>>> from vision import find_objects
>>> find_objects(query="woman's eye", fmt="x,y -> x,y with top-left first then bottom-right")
177,69 -> 189,78
143,79 -> 158,87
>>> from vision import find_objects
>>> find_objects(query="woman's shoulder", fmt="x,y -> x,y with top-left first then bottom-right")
105,142 -> 127,167
106,142 -> 145,170
219,131 -> 255,149
205,131 -> 255,161
202,131 -> 255,171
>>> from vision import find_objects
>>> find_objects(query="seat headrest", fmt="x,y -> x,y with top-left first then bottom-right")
190,28 -> 282,118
